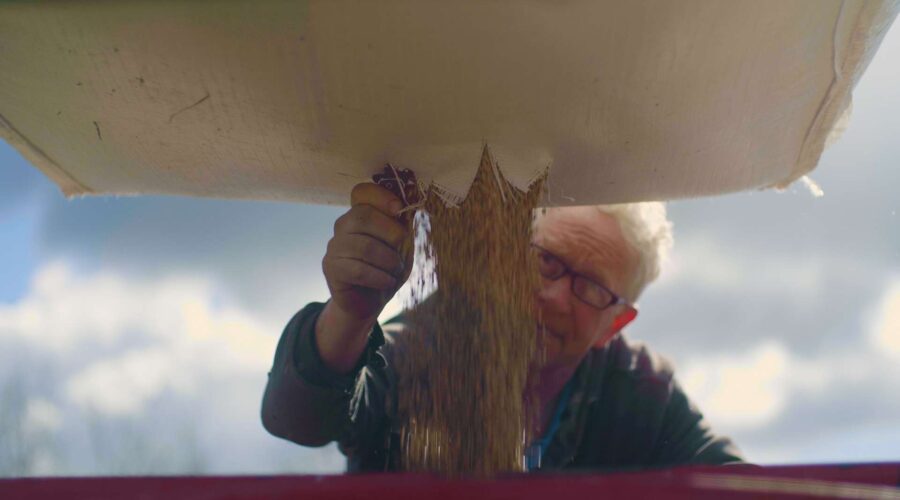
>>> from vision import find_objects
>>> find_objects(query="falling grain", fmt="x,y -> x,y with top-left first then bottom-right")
397,145 -> 545,477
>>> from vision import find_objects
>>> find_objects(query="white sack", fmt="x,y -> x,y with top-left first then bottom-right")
0,0 -> 897,205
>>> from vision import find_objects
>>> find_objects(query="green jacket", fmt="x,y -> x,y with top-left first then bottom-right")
262,301 -> 744,472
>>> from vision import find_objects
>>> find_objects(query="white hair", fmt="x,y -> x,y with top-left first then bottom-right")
534,202 -> 673,303
594,203 -> 673,302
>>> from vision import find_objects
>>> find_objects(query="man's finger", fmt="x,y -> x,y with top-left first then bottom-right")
326,256 -> 398,291
328,233 -> 405,277
334,204 -> 408,250
350,182 -> 404,216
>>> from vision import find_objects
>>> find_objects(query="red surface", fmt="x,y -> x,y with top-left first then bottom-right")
1,463 -> 899,499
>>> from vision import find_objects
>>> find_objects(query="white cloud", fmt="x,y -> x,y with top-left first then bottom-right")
871,279 -> 900,359
66,348 -> 189,416
0,261 -> 351,474
673,301 -> 900,463
0,262 -> 279,417
663,236 -> 825,300
1,262 -> 195,350
680,340 -> 789,428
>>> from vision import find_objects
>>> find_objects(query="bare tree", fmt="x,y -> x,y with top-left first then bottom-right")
86,408 -> 209,475
0,372 -> 59,476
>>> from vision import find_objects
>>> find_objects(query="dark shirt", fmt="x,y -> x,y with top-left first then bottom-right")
261,301 -> 744,472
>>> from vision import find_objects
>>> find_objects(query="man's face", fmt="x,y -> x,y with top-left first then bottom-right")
532,207 -> 639,370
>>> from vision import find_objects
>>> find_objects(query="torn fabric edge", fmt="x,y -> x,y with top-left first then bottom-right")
0,111 -> 92,197
424,145 -> 551,208
773,0 -> 900,191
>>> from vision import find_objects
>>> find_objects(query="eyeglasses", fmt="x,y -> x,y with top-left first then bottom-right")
531,244 -> 630,311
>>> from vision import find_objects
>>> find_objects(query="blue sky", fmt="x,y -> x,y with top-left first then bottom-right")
1,20 -> 899,475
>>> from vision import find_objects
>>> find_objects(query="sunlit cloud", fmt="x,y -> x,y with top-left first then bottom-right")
870,278 -> 900,360
680,341 -> 789,428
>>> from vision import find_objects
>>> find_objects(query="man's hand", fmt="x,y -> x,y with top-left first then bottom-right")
315,182 -> 413,374
324,182 -> 413,320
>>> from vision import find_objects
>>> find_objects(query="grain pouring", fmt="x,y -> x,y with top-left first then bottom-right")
389,146 -> 547,476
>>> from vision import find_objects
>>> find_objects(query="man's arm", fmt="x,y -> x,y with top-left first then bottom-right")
262,300 -> 396,462
314,182 -> 411,374
261,182 -> 411,448
262,303 -> 351,446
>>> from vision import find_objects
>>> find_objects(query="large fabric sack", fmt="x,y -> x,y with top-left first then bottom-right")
1,0 -> 897,205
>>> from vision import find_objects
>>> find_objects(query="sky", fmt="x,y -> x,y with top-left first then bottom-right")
1,21 -> 899,476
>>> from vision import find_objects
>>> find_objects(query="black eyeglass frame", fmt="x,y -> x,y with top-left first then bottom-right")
531,244 -> 631,311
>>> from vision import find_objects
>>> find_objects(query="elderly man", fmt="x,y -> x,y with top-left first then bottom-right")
262,182 -> 743,471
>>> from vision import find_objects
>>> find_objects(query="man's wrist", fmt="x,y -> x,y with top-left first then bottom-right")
320,300 -> 378,335
314,300 -> 378,375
